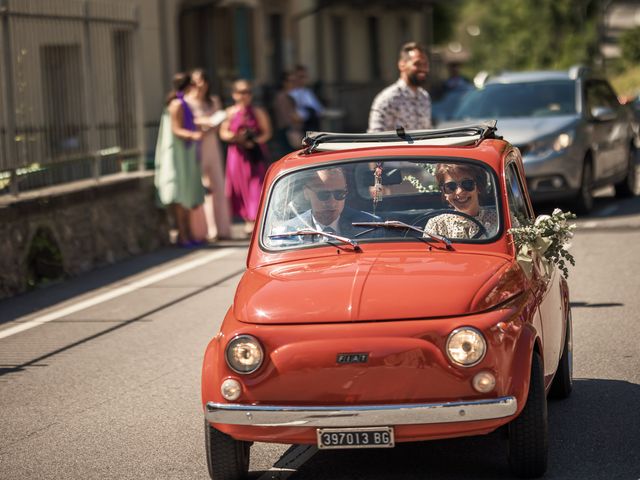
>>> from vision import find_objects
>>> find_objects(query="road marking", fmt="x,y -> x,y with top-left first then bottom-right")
0,248 -> 240,340
257,445 -> 318,479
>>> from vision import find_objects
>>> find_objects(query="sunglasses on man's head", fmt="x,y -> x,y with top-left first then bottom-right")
441,179 -> 476,194
309,188 -> 348,201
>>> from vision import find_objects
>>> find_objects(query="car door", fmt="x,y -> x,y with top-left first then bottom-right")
505,161 -> 563,378
585,80 -> 628,179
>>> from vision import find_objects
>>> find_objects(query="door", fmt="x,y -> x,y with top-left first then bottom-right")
585,80 -> 628,179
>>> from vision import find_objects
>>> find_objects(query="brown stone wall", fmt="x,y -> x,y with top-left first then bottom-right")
0,172 -> 170,299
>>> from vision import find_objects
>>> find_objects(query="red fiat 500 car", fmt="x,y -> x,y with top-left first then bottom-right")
201,122 -> 572,479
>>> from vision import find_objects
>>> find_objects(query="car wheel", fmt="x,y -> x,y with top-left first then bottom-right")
508,352 -> 548,478
573,160 -> 593,214
549,308 -> 573,399
205,420 -> 250,480
614,146 -> 638,198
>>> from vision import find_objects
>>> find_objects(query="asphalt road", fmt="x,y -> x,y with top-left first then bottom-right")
1,192 -> 639,480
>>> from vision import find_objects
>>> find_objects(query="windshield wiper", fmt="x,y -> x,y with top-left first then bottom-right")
269,229 -> 361,251
352,220 -> 453,250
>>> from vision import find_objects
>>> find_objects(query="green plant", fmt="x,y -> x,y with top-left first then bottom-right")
509,209 -> 577,279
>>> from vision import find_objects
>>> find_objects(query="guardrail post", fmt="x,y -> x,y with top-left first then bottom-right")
1,0 -> 18,195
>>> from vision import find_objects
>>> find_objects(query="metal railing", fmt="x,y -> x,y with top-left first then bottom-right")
0,0 -> 144,196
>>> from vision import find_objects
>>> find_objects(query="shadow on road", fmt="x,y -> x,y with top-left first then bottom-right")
0,243 -> 246,327
570,301 -> 624,308
276,379 -> 639,480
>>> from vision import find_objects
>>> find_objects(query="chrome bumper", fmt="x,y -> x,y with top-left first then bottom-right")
205,396 -> 517,428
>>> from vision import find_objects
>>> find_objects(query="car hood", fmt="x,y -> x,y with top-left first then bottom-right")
441,116 -> 579,146
233,252 -> 510,324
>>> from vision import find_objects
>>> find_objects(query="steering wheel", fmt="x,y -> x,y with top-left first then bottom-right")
407,209 -> 488,240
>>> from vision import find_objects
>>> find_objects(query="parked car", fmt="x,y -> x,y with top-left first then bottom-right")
201,123 -> 572,479
448,66 -> 639,212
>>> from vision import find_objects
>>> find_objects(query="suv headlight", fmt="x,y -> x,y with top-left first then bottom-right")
225,335 -> 264,374
446,327 -> 487,367
528,131 -> 574,157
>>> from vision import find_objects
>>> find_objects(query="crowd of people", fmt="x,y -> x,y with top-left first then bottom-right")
154,41 -> 438,247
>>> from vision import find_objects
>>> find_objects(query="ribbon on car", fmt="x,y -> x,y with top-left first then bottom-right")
516,236 -> 552,280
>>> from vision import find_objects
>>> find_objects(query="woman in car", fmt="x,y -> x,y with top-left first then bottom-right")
424,163 -> 498,239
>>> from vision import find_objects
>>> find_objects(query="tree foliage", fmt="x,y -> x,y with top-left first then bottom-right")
457,0 -> 600,74
620,27 -> 640,65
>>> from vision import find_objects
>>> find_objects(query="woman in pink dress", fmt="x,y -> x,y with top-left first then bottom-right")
186,69 -> 232,241
220,79 -> 272,235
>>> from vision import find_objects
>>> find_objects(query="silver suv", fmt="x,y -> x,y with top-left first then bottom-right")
450,66 -> 639,212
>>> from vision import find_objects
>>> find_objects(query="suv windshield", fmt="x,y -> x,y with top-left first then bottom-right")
261,159 -> 501,250
453,80 -> 576,119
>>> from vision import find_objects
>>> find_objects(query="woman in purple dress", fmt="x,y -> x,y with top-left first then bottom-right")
220,79 -> 272,235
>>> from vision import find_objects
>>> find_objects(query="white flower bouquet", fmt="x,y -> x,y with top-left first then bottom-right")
508,208 -> 577,279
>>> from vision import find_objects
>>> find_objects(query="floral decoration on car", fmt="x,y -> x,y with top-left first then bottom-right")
509,208 -> 577,279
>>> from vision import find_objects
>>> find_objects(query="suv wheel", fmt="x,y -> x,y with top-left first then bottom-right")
573,160 -> 593,214
614,146 -> 638,198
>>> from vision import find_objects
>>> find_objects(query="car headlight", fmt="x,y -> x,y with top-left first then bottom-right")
446,327 -> 487,367
528,131 -> 574,157
225,335 -> 264,374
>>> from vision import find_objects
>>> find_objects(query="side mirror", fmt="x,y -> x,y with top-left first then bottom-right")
590,106 -> 617,122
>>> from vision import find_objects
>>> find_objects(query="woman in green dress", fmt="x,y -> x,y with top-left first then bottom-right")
154,72 -> 205,246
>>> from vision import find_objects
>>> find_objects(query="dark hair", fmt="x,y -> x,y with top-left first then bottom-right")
398,41 -> 427,61
191,68 -> 214,107
165,72 -> 191,106
434,163 -> 488,196
279,70 -> 296,89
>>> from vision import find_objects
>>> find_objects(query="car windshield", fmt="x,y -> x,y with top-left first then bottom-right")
261,158 -> 501,250
452,80 -> 576,119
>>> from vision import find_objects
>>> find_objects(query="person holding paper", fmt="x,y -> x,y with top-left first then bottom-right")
187,68 -> 232,241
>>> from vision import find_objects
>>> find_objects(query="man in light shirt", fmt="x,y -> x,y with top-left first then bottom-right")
368,42 -> 432,132
290,64 -> 325,132
283,168 -> 378,239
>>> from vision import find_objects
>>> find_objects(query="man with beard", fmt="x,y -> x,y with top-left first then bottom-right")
367,42 -> 432,132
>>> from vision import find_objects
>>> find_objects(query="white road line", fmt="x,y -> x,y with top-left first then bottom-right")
258,445 -> 318,480
0,248 -> 240,340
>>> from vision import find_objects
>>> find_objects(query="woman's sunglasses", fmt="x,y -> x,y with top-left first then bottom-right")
235,89 -> 252,95
441,179 -> 476,194
308,188 -> 348,201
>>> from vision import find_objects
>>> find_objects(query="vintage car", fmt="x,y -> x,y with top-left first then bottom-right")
201,122 -> 572,479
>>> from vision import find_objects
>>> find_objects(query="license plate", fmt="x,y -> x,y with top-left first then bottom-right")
316,427 -> 395,449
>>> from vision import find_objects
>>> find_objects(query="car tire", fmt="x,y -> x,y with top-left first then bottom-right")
549,308 -> 573,399
205,420 -> 250,480
508,352 -> 548,478
573,160 -> 593,214
614,146 -> 638,198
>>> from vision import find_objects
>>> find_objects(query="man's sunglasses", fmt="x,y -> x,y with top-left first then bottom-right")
308,188 -> 348,201
441,179 -> 476,194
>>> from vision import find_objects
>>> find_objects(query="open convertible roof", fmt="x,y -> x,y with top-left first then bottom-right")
302,121 -> 500,153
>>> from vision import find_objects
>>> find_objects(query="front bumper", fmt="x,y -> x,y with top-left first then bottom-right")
205,396 -> 517,428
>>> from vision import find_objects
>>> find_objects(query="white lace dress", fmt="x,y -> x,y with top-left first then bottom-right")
424,208 -> 498,239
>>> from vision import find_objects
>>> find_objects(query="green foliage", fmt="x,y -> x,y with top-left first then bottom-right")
620,27 -> 640,65
458,0 -> 599,74
26,227 -> 65,287
509,209 -> 577,279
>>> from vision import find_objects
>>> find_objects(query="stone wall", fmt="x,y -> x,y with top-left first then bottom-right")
0,172 -> 170,299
